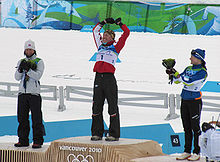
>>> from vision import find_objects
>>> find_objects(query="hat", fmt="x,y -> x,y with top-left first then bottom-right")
191,48 -> 205,61
24,39 -> 35,50
104,29 -> 115,40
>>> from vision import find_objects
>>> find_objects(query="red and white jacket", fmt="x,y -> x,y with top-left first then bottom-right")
92,23 -> 130,74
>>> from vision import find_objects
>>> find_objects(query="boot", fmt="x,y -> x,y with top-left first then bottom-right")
105,136 -> 119,141
176,152 -> 191,160
14,142 -> 29,147
91,136 -> 102,141
187,153 -> 200,161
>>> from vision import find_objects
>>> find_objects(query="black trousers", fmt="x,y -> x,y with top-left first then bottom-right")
180,99 -> 202,154
17,94 -> 45,145
91,73 -> 120,138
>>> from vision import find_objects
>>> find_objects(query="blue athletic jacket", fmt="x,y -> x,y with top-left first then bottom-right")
173,64 -> 208,100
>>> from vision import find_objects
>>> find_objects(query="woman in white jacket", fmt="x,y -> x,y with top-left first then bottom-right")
14,39 -> 45,149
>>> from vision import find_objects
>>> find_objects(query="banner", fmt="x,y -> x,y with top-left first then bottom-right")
1,0 -> 220,35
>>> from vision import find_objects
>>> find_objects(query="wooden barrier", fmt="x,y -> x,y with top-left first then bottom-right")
0,136 -> 164,162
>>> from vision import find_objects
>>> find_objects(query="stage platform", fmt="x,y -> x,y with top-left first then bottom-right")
132,155 -> 206,162
0,143 -> 50,162
0,136 -> 165,162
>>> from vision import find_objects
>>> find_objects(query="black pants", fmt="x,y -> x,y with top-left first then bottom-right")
17,94 -> 45,145
91,73 -> 120,138
180,99 -> 202,154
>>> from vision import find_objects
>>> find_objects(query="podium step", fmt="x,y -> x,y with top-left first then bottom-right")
0,136 -> 164,162
132,155 -> 206,162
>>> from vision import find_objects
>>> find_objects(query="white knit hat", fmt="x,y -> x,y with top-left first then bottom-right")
24,39 -> 35,50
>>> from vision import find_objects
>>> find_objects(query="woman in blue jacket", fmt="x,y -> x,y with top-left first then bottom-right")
171,49 -> 207,161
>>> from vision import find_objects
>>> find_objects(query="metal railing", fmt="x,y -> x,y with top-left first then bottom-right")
0,82 -> 19,98
176,94 -> 220,112
66,86 -> 168,109
1,82 -> 220,120
0,82 -> 57,100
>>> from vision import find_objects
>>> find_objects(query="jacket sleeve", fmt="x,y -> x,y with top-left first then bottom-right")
93,23 -> 103,49
14,60 -> 23,81
174,68 -> 207,86
115,24 -> 130,54
26,60 -> 44,81
180,70 -> 207,86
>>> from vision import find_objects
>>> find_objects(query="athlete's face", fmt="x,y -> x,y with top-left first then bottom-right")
190,55 -> 202,65
102,32 -> 113,44
25,49 -> 35,57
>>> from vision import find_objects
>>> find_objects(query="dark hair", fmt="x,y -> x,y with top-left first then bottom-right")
201,60 -> 207,70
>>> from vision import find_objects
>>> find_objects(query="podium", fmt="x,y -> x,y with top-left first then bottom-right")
0,136 -> 164,162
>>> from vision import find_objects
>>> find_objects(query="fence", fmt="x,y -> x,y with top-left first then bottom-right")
63,85 -> 220,119
66,85 -> 169,108
176,94 -> 220,112
1,82 -> 220,120
0,82 -> 57,100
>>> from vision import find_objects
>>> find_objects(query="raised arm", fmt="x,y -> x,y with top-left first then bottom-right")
92,18 -> 115,49
114,18 -> 130,53
92,23 -> 103,49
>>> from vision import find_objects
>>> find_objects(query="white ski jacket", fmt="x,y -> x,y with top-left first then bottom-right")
15,54 -> 44,95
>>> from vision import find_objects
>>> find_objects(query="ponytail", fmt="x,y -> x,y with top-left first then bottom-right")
202,60 -> 207,70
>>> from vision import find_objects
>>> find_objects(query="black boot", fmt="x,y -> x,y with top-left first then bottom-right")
14,142 -> 29,147
32,143 -> 42,149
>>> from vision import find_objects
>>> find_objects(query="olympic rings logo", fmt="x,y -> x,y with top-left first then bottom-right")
67,153 -> 94,162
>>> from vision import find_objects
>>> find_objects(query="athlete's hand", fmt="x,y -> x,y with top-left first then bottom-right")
105,18 -> 115,24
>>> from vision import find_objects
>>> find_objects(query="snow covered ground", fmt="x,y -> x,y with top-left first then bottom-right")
0,27 -> 219,144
